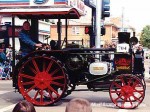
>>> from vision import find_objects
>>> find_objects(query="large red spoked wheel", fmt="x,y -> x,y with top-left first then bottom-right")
109,74 -> 145,109
18,56 -> 68,106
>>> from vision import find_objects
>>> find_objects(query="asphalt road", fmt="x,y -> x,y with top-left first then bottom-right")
0,80 -> 150,112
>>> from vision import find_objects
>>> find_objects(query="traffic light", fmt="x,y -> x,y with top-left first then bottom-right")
102,0 -> 110,19
101,26 -> 106,36
85,26 -> 93,34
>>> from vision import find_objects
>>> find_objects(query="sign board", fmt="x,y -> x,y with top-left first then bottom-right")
114,54 -> 132,74
116,43 -> 129,53
0,0 -> 67,7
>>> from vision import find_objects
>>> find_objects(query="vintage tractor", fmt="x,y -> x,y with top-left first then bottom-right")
12,32 -> 146,109
0,0 -> 145,109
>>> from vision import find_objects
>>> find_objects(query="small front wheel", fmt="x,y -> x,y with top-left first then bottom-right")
109,74 -> 145,109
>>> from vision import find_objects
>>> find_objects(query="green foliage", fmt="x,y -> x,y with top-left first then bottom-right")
140,25 -> 150,48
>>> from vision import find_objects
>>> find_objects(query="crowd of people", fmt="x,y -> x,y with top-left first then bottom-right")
12,98 -> 92,112
0,44 -> 12,80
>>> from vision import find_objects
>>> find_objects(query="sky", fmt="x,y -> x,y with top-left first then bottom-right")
110,0 -> 150,33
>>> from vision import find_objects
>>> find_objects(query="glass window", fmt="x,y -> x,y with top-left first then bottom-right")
72,26 -> 80,35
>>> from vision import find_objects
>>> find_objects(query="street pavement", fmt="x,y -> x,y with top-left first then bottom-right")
0,80 -> 150,112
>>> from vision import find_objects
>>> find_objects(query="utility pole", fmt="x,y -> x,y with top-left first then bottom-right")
95,0 -> 102,48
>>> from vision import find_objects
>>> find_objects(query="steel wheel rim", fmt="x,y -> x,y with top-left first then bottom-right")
18,56 -> 67,106
109,74 -> 145,109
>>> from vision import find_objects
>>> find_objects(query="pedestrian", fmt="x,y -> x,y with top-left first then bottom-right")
12,100 -> 36,112
50,40 -> 58,50
19,21 -> 42,57
135,45 -> 144,57
65,98 -> 92,112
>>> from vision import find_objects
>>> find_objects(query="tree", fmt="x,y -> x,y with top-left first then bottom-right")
140,25 -> 150,48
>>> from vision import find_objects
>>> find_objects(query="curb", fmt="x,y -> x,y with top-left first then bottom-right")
0,77 -> 12,80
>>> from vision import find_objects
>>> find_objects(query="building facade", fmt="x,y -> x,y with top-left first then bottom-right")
50,5 -> 92,47
101,17 -> 135,45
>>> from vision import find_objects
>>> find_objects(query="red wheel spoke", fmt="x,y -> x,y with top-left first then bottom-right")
22,81 -> 35,86
127,78 -> 132,86
52,76 -> 64,80
46,61 -> 53,73
123,97 -> 127,105
50,68 -> 60,77
132,95 -> 141,102
120,77 -> 126,86
29,66 -> 37,74
113,82 -> 122,88
25,84 -> 37,94
134,89 -> 144,95
48,90 -> 54,101
40,89 -> 44,103
32,59 -> 40,72
132,80 -> 139,88
34,90 -> 40,100
121,97 -> 127,108
129,97 -> 133,106
51,81 -> 64,87
114,94 -> 123,102
47,85 -> 60,97
20,73 -> 35,80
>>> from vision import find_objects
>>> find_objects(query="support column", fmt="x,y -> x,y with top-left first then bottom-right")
31,19 -> 38,42
57,19 -> 62,49
65,19 -> 68,47
12,16 -> 15,73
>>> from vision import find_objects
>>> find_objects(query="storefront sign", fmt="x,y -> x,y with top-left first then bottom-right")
0,0 -> 30,6
33,0 -> 48,4
0,0 -> 67,7
68,0 -> 85,14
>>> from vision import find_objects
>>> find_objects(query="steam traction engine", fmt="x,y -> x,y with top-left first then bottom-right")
13,32 -> 145,109
0,0 -> 145,109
